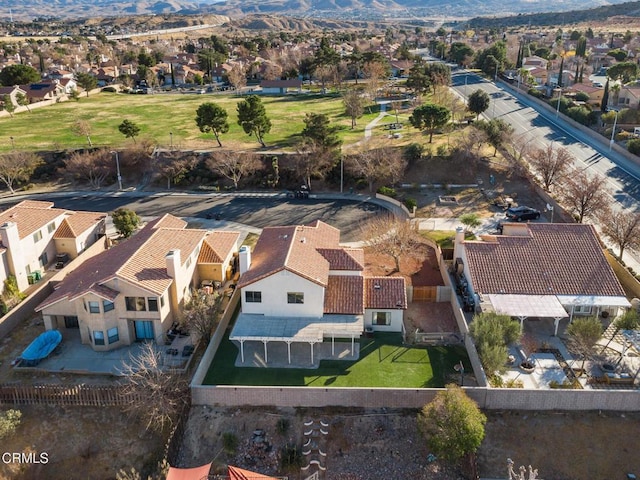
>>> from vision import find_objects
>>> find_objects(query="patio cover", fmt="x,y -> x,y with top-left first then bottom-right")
487,294 -> 568,319
228,466 -> 280,479
166,463 -> 212,480
556,295 -> 631,308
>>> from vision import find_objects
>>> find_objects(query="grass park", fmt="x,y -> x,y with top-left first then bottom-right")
0,90 -> 420,153
204,331 -> 470,388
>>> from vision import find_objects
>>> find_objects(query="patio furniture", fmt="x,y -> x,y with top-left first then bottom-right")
604,372 -> 634,385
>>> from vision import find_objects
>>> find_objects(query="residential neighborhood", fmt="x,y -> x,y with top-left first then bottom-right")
1,6 -> 640,480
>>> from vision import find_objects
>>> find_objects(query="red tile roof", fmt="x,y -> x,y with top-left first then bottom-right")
238,220 -> 341,288
317,248 -> 364,271
53,212 -> 105,239
324,276 -> 364,314
0,200 -> 67,239
365,277 -> 407,309
464,224 -> 626,296
36,219 -> 210,310
154,214 -> 187,229
198,231 -> 240,264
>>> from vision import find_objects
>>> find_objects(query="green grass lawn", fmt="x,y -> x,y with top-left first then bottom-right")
0,91 -> 377,152
204,331 -> 469,388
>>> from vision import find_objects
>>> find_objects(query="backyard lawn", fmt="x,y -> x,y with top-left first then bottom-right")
204,331 -> 469,388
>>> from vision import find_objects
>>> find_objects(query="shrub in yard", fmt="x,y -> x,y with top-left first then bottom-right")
627,138 -> 640,155
528,88 -> 544,98
222,431 -> 238,454
574,91 -> 590,102
281,443 -> 303,468
436,145 -> 449,157
0,409 -> 22,439
377,186 -> 397,197
276,417 -> 290,435
404,143 -> 425,165
404,198 -> 417,210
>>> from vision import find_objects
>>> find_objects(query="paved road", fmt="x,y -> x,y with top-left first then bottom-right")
0,191 -> 385,243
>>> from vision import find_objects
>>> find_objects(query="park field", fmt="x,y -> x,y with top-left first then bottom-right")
0,91 -> 420,152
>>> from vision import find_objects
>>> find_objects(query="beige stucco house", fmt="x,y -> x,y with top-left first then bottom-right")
36,214 -> 239,352
0,200 -> 105,292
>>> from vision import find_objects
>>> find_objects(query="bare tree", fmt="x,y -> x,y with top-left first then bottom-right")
452,126 -> 487,164
314,64 -> 336,92
294,139 -> 337,189
181,291 -> 224,345
342,88 -> 365,128
561,170 -> 609,223
0,151 -> 42,194
119,342 -> 189,432
505,132 -> 535,172
345,146 -> 407,193
360,214 -> 421,275
363,61 -> 386,105
71,119 -> 93,147
206,150 -> 262,189
598,207 -> 640,258
226,65 -> 247,91
62,149 -> 114,189
156,152 -> 197,190
528,143 -> 573,191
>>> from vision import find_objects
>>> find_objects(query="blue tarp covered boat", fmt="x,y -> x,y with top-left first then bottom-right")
20,330 -> 62,366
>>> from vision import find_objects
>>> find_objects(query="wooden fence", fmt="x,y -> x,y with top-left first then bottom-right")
0,383 -> 139,406
412,286 -> 437,302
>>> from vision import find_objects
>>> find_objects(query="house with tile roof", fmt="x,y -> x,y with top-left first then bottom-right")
231,220 -> 407,365
0,200 -> 106,292
453,223 -> 630,335
36,214 -> 240,351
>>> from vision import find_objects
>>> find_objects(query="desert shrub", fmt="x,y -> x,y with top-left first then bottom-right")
281,443 -> 303,468
436,144 -> 449,157
616,130 -> 633,141
574,91 -> 590,102
102,86 -> 117,93
377,186 -> 397,197
222,432 -> 238,454
276,417 -> 290,435
0,409 -> 22,439
628,138 -> 640,155
404,143 -> 424,165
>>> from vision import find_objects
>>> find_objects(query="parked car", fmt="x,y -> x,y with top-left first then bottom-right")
505,206 -> 541,222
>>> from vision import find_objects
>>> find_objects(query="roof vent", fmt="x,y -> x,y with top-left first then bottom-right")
374,283 -> 381,290
300,237 -> 306,243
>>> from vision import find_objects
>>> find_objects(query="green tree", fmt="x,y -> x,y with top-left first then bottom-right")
607,62 -> 639,83
236,95 -> 271,147
566,317 -> 603,370
15,93 -> 30,112
417,385 -> 486,465
301,113 -> 342,151
0,409 -> 22,439
599,310 -> 639,355
475,41 -> 507,77
76,72 -> 97,97
405,62 -> 431,94
118,119 -> 141,144
0,64 -> 40,86
409,103 -> 451,143
195,102 -> 229,147
449,42 -> 474,66
111,208 -> 140,238
467,89 -> 490,120
459,213 -> 481,231
476,118 -> 514,156
469,312 -> 521,375
1,94 -> 15,117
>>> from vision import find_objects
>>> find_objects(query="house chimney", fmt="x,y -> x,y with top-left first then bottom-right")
239,246 -> 251,275
453,226 -> 465,260
165,249 -> 181,279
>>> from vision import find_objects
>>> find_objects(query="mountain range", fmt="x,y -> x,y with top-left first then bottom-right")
0,0 -> 634,21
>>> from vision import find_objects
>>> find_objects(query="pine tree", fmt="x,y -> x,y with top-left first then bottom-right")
558,56 -> 564,87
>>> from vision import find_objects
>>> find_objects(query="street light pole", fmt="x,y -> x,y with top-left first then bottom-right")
555,88 -> 562,118
169,131 -> 173,150
610,109 -> 619,151
110,151 -> 123,191
340,155 -> 344,193
9,137 -> 14,149
494,62 -> 498,82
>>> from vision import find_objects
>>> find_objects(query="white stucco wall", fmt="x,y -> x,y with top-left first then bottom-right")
364,308 -> 404,332
240,271 -> 324,317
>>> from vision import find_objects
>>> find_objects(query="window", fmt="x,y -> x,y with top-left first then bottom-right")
245,291 -> 262,303
88,301 -> 100,314
107,327 -> 119,344
373,311 -> 391,326
33,230 -> 43,243
47,222 -> 56,233
93,330 -> 105,345
574,305 -> 592,314
148,297 -> 159,312
125,296 -> 146,311
102,300 -> 114,312
287,292 -> 304,304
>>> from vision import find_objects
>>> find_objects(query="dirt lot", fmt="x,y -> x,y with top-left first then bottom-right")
177,406 -> 640,480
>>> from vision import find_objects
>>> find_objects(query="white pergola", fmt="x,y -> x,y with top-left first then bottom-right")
487,294 -> 569,336
230,313 -> 364,365
557,295 -> 631,321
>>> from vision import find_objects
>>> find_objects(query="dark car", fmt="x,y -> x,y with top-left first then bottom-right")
505,206 -> 540,222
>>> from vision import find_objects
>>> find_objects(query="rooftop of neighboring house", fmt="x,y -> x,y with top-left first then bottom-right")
238,220 -> 351,288
53,212 -> 107,239
463,223 -> 625,297
198,231 -> 240,264
568,83 -> 603,95
0,200 -> 67,239
36,214 -> 215,310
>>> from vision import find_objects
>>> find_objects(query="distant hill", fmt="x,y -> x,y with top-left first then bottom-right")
0,0 -> 634,21
467,0 -> 640,28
